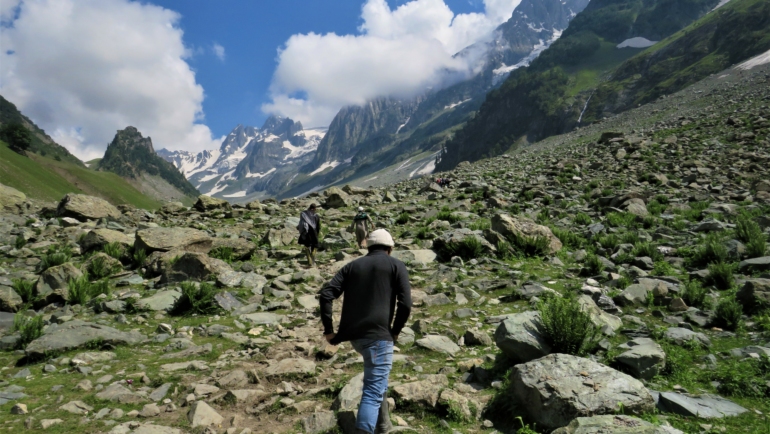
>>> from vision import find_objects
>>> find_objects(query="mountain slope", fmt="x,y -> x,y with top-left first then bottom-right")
98,126 -> 199,202
436,0 -> 725,170
0,94 -> 84,166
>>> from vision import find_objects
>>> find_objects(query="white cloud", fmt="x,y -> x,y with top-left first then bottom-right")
263,0 -> 520,127
212,42 -> 225,62
0,0 -> 222,161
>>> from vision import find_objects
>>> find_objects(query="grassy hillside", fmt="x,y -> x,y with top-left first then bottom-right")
0,95 -> 84,167
0,140 -> 161,209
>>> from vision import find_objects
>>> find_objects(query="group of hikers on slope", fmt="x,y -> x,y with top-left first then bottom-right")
296,204 -> 377,267
297,203 -> 412,433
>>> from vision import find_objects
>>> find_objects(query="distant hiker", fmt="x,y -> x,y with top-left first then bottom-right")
297,203 -> 321,266
320,229 -> 412,434
351,206 -> 376,248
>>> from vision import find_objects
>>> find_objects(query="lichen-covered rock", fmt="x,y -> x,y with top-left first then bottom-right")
194,195 -> 231,212
134,227 -> 212,254
494,311 -> 551,364
57,193 -> 120,221
491,213 -> 562,253
0,183 -> 26,213
79,228 -> 134,253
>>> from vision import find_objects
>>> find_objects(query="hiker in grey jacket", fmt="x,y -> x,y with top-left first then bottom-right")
297,204 -> 321,266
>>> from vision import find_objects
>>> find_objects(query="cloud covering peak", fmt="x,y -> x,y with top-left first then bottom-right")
263,0 -> 521,127
0,0 -> 223,160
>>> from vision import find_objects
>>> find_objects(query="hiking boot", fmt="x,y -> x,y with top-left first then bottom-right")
375,395 -> 393,434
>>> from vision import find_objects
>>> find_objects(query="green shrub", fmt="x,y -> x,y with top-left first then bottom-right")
668,217 -> 688,231
584,253 -> 605,275
11,279 -> 35,304
396,212 -> 410,225
574,212 -> 591,225
132,248 -> 147,269
542,195 -> 553,206
537,295 -> 600,356
621,231 -> 639,245
13,314 -> 44,349
520,190 -> 535,201
632,242 -> 663,262
88,256 -> 118,279
536,209 -> 550,225
707,262 -> 735,290
14,235 -> 26,249
736,214 -> 763,243
415,226 -> 432,240
746,237 -> 767,259
551,227 -> 584,249
68,275 -> 93,305
606,212 -> 636,228
508,204 -> 521,215
641,216 -> 656,229
681,280 -> 708,308
713,296 -> 743,331
103,242 -> 124,260
210,246 -> 235,263
509,233 -> 550,257
713,357 -> 769,398
651,261 -> 674,276
468,219 -> 491,231
446,237 -> 485,261
171,281 -> 221,316
681,201 -> 710,222
436,207 -> 461,224
598,234 -> 619,250
496,241 -> 514,260
40,245 -> 72,271
654,195 -> 669,205
691,234 -> 728,266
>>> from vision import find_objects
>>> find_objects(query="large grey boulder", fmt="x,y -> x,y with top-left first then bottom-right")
136,290 -> 181,311
159,252 -> 231,284
513,281 -> 560,300
615,338 -> 666,380
552,415 -> 683,433
578,295 -> 622,332
194,195 -> 231,212
433,228 -> 496,259
664,327 -> 711,348
302,411 -> 337,434
494,312 -> 551,364
391,249 -> 437,266
392,374 -> 448,408
511,353 -> 655,431
57,193 -> 120,221
95,383 -> 146,404
736,278 -> 770,314
261,228 -> 297,248
134,227 -> 212,254
187,401 -> 223,428
25,320 -> 144,358
0,183 -> 26,213
324,187 -> 353,208
614,284 -> 649,307
491,213 -> 562,253
35,262 -> 83,305
0,286 -> 22,312
416,335 -> 460,356
210,237 -> 255,259
263,358 -> 316,378
333,373 -> 364,411
657,392 -> 747,419
79,228 -> 134,253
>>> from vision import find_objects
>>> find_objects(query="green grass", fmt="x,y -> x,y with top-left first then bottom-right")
0,140 -> 160,209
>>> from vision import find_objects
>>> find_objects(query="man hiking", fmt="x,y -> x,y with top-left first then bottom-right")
319,229 -> 412,434
351,206 -> 376,248
297,203 -> 321,267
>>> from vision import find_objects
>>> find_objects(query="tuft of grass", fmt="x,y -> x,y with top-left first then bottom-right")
170,281 -> 221,316
40,244 -> 72,271
67,274 -> 111,305
509,233 -> 550,257
396,212 -> 410,225
713,296 -> 743,331
88,255 -> 118,279
736,213 -> 763,243
538,294 -> 600,356
436,207 -> 461,224
11,278 -> 35,304
551,226 -> 584,249
210,246 -> 235,263
598,234 -> 619,250
103,242 -> 124,260
651,260 -> 674,276
132,247 -> 147,269
690,234 -> 728,267
621,231 -> 639,245
446,236 -> 485,261
584,253 -> 605,275
468,219 -> 491,231
632,242 -> 663,262
14,234 -> 26,249
746,237 -> 767,259
13,313 -> 44,349
707,262 -> 735,290
574,212 -> 592,225
681,280 -> 708,309
606,212 -> 637,228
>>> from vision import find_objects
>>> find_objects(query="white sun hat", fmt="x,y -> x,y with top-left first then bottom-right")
358,206 -> 364,212
367,229 -> 394,247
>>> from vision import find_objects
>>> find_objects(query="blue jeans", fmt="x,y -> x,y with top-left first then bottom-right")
351,339 -> 394,433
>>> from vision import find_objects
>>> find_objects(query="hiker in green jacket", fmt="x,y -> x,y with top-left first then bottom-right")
351,206 -> 376,249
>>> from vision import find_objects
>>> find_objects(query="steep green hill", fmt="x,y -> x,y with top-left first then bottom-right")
0,94 -> 84,166
436,0 -> 723,170
0,140 -> 161,209
98,126 -> 199,198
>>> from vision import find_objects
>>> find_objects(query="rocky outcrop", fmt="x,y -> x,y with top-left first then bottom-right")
0,183 -> 26,213
494,311 -> 551,363
25,320 -> 145,358
57,193 -> 121,221
491,213 -> 562,253
134,227 -> 212,254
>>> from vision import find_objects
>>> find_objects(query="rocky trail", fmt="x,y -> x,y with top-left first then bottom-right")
0,63 -> 770,434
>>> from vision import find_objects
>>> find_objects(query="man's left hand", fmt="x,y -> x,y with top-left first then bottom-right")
324,333 -> 336,344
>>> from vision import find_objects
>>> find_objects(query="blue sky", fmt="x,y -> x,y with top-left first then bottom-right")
153,0 -> 488,135
0,0 -> 518,159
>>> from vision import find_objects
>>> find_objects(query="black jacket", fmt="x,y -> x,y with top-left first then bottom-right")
319,250 -> 412,345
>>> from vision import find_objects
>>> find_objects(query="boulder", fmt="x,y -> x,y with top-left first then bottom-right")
25,320 -> 144,358
514,281 -> 560,300
491,213 -> 562,254
615,338 -> 666,380
239,312 -> 284,325
463,329 -> 492,346
433,228 -> 496,259
160,201 -> 186,214
263,358 -> 316,378
187,401 -> 223,428
738,257 -> 770,273
0,183 -> 26,213
210,237 -> 256,259
134,227 -> 213,254
79,228 -> 134,253
95,383 -> 146,404
664,327 -> 711,348
656,392 -> 747,419
302,411 -> 337,434
60,400 -> 93,415
35,262 -> 83,305
415,335 -> 461,356
494,311 -> 551,363
159,252 -> 232,284
511,353 -> 655,431
552,415 -> 683,434
614,284 -> 649,307
57,193 -> 120,221
392,374 -> 448,408
261,227 -> 297,248
136,290 -> 181,311
736,278 -> 770,314
391,249 -> 437,266
194,195 -> 231,212
578,295 -> 622,332
0,286 -> 22,312
324,187 -> 353,208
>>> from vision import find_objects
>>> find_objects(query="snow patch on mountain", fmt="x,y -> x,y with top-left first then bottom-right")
282,140 -> 317,160
737,48 -> 770,70
310,160 -> 341,176
617,37 -> 657,49
245,168 -> 277,178
493,29 -> 563,81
